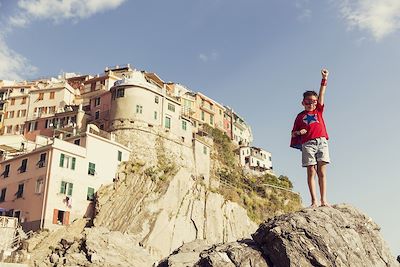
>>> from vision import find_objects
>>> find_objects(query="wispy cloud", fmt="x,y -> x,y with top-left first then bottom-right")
1,0 -> 126,80
0,35 -> 38,80
199,50 -> 219,63
295,0 -> 312,21
11,0 -> 126,26
338,0 -> 400,41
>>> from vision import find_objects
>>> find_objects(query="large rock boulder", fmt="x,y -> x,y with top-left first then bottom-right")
158,239 -> 268,267
160,204 -> 399,267
252,204 -> 399,267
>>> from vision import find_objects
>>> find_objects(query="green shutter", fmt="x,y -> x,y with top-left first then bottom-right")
71,157 -> 76,170
67,183 -> 73,196
88,162 -> 96,175
87,187 -> 95,201
118,151 -> 122,161
60,181 -> 66,194
59,154 -> 65,167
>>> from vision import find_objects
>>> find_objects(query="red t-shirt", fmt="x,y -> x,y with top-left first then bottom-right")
290,103 -> 329,149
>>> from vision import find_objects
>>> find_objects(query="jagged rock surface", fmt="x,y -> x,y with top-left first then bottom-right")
94,164 -> 257,260
26,223 -> 155,267
94,129 -> 258,259
161,204 -> 399,267
158,239 -> 268,267
252,204 -> 399,267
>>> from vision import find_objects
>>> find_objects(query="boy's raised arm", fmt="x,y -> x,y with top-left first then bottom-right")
318,68 -> 329,106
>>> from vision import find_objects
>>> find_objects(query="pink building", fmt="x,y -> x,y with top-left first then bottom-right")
0,126 -> 130,231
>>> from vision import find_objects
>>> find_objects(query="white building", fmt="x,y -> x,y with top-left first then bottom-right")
238,146 -> 273,175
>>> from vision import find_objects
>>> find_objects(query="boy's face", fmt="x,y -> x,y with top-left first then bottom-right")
302,96 -> 318,111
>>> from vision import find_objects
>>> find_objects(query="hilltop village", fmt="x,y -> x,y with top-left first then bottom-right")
0,64 -> 274,232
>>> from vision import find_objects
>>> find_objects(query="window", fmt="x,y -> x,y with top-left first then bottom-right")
94,97 -> 100,106
35,179 -> 44,194
11,98 -> 15,105
165,116 -> 171,129
21,110 -> 26,117
74,139 -> 80,145
9,111 -> 14,118
59,153 -> 76,170
0,188 -> 6,202
117,151 -> 122,162
15,184 -> 24,198
38,153 -> 46,168
20,88 -> 25,93
6,126 -> 12,134
60,181 -> 73,196
117,88 -> 125,98
201,111 -> 205,121
53,209 -> 69,225
87,187 -> 95,201
155,96 -> 159,104
210,114 -> 214,125
182,121 -> 187,130
167,103 -> 175,112
38,93 -> 44,100
2,164 -> 10,178
95,111 -> 100,119
19,159 -> 28,173
50,92 -> 55,99
203,145 -> 207,155
209,103 -> 213,110
154,111 -> 157,120
88,162 -> 96,175
28,121 -> 38,132
136,105 -> 143,114
49,106 -> 56,113
21,97 -> 26,104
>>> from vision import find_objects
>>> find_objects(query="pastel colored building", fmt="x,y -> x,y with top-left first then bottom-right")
109,70 -> 193,146
1,82 -> 34,135
23,104 -> 88,141
238,146 -> 273,174
224,106 -> 253,146
0,125 -> 130,231
191,92 -> 225,133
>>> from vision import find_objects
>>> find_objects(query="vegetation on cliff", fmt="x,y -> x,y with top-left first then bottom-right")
202,124 -> 302,223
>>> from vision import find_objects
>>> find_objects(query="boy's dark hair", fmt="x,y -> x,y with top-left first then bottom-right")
303,91 -> 318,99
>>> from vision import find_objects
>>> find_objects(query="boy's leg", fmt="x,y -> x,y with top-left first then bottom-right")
317,161 -> 329,206
307,165 -> 318,207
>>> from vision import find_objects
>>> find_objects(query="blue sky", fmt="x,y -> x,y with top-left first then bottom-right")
0,0 -> 399,255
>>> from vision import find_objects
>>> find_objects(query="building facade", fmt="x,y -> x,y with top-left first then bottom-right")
238,146 -> 273,175
0,125 -> 130,231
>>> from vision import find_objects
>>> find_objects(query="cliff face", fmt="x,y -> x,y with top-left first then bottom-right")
95,165 -> 256,259
20,127 -> 300,266
160,204 -> 399,267
93,128 -> 257,259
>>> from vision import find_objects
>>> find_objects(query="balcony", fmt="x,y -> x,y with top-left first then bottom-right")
181,106 -> 194,118
200,103 -> 215,114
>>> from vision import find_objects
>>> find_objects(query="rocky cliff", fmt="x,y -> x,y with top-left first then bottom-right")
15,127 -> 301,266
160,204 -> 399,267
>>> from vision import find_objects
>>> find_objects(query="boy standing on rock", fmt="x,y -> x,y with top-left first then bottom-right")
290,69 -> 330,208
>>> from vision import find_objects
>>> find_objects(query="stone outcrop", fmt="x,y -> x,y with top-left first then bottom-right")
94,162 -> 257,259
160,204 -> 399,267
93,129 -> 258,259
158,239 -> 268,267
25,221 -> 155,267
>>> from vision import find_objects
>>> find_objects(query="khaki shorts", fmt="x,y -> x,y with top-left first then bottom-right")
302,137 -> 330,167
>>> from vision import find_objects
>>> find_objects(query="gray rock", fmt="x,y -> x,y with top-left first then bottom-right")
196,239 -> 269,267
252,204 -> 399,267
159,239 -> 269,267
